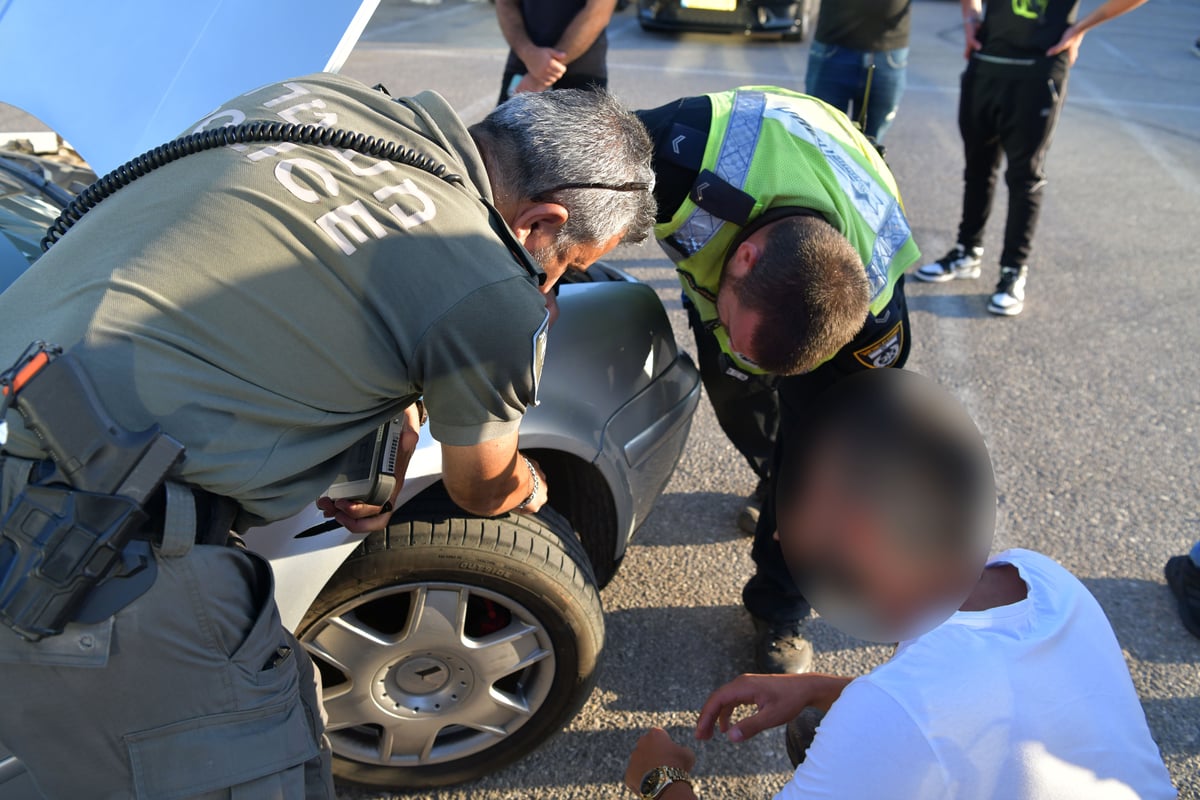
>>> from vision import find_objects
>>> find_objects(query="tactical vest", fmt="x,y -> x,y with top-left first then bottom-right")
657,87 -> 920,374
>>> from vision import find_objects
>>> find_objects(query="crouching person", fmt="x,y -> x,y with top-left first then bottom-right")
0,74 -> 655,798
625,370 -> 1175,799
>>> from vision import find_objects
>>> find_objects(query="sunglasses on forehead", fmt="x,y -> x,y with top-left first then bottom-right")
531,180 -> 652,201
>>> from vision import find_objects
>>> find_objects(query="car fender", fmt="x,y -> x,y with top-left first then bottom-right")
249,280 -> 678,630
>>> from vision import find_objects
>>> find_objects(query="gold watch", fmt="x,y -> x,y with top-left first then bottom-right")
640,765 -> 691,799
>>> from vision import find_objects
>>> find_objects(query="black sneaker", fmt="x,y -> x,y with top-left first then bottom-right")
736,479 -> 769,536
1193,38 -> 1200,58
1165,555 -> 1200,639
914,244 -> 983,283
752,617 -> 814,674
988,265 -> 1028,316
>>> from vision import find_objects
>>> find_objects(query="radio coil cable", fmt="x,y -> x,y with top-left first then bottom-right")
41,121 -> 465,251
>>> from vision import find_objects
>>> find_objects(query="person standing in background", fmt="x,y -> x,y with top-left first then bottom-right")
496,0 -> 616,104
915,0 -> 1149,316
804,0 -> 912,153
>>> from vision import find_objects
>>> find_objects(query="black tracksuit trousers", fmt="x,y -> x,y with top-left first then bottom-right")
956,57 -> 1070,268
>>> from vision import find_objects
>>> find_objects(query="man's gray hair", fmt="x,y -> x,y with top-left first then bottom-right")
471,90 -> 657,249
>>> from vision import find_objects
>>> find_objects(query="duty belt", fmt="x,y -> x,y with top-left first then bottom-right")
0,342 -> 229,640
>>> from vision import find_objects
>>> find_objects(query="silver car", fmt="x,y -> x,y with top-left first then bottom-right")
0,153 -> 701,793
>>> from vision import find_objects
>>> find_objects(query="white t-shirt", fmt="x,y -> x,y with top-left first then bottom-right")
775,549 -> 1176,800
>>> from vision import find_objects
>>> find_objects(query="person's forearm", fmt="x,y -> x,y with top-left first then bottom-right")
960,0 -> 982,21
441,436 -> 544,517
1073,0 -> 1148,35
444,460 -> 528,516
554,0 -> 615,63
495,0 -> 537,62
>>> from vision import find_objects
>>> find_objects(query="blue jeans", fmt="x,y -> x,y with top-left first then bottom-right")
805,41 -> 908,145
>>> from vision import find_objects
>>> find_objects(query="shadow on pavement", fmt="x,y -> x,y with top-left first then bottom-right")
906,288 -> 992,319
374,723 -> 786,797
634,491 -> 755,547
1140,696 -> 1200,757
1082,576 -> 1200,665
598,605 -> 892,714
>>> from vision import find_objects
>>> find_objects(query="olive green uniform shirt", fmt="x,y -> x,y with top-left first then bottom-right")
0,73 -> 548,528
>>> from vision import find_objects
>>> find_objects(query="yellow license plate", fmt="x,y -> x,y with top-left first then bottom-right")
681,0 -> 737,10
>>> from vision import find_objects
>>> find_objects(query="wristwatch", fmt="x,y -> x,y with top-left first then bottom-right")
640,765 -> 691,799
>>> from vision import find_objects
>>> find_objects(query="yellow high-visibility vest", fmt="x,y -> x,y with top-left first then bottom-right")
657,87 -> 921,374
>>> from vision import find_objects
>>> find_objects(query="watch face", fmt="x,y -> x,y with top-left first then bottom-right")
640,768 -> 667,796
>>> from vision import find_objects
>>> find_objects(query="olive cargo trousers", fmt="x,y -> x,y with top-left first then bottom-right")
0,460 -> 334,799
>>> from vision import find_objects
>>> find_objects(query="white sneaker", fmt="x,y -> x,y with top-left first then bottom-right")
988,265 -> 1028,316
915,244 -> 984,283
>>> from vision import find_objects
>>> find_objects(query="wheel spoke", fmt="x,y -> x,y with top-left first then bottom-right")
450,684 -> 533,737
303,613 -> 393,677
378,719 -> 442,763
404,586 -> 468,649
471,621 -> 552,684
488,686 -> 534,717
320,685 -> 379,732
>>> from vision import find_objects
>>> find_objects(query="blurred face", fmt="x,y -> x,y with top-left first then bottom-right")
777,440 -> 974,643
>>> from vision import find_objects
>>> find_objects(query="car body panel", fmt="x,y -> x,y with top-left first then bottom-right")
251,278 -> 700,630
639,0 -> 807,34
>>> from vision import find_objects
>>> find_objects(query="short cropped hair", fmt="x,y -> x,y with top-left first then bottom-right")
777,370 -> 996,558
730,215 -> 869,375
470,90 -> 657,248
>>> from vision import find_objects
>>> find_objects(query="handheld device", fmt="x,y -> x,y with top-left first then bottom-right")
324,417 -> 405,507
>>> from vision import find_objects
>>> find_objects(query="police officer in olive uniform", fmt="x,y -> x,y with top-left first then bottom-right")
637,87 -> 921,674
0,73 -> 654,798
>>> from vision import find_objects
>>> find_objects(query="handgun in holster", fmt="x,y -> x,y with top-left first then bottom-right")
0,342 -> 185,641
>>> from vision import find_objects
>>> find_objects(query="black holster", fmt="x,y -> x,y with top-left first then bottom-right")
0,483 -> 147,641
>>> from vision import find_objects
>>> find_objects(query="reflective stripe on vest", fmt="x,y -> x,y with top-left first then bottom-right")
760,94 -> 910,303
666,90 -> 913,306
668,90 -> 766,261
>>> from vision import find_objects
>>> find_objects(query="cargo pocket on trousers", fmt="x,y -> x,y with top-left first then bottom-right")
219,548 -> 303,703
125,699 -> 319,800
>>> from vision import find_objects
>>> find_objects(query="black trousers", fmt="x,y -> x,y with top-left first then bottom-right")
497,71 -> 607,105
956,58 -> 1069,268
688,277 -> 913,624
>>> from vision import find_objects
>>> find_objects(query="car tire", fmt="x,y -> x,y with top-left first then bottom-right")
296,504 -> 604,789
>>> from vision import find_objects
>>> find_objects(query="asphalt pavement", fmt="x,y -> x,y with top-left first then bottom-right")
333,1 -> 1200,797
3,0 -> 1197,797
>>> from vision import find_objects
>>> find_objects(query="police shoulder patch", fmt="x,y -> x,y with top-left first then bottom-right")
853,321 -> 904,369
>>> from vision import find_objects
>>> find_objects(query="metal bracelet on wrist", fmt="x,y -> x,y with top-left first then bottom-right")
517,455 -> 539,510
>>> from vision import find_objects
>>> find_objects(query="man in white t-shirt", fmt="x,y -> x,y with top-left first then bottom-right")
624,370 -> 1176,800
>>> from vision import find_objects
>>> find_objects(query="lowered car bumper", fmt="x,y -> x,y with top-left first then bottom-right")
638,0 -> 804,34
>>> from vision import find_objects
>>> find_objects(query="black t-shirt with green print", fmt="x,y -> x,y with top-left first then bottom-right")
980,0 -> 1079,61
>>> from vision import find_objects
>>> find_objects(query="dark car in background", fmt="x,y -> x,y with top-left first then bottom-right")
638,0 -> 816,40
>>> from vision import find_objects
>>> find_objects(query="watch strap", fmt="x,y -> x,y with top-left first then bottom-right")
641,765 -> 692,799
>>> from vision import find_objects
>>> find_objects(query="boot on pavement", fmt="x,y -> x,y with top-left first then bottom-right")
737,479 -> 770,536
753,617 -> 814,674
785,707 -> 827,767
1165,552 -> 1200,639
